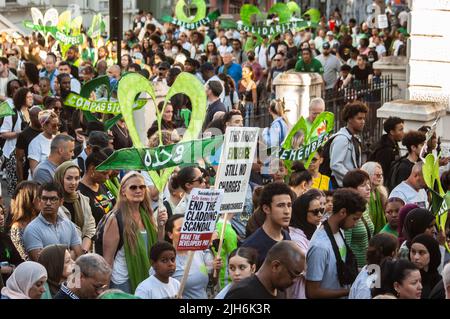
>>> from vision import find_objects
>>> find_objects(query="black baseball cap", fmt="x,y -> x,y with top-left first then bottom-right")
88,131 -> 110,148
323,42 -> 331,49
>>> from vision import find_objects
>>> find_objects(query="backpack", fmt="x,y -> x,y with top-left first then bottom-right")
93,209 -> 124,257
319,132 -> 346,177
387,154 -> 408,192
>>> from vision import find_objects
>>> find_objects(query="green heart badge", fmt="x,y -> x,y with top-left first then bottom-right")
175,0 -> 207,23
114,72 -> 206,192
279,111 -> 334,171
63,76 -> 146,131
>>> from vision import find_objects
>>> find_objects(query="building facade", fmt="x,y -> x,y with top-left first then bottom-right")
0,0 -> 138,35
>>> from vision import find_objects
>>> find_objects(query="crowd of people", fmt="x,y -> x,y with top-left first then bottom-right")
0,5 -> 450,300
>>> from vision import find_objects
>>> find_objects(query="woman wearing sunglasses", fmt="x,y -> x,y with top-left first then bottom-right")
288,189 -> 324,299
103,171 -> 167,294
172,166 -> 207,216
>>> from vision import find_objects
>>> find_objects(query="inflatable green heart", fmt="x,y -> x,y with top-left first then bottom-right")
118,72 -> 206,192
175,0 -> 207,23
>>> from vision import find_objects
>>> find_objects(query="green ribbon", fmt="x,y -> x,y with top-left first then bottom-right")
23,21 -> 83,45
64,93 -> 147,115
161,10 -> 220,29
278,131 -> 330,162
97,135 -> 223,171
0,101 -> 14,119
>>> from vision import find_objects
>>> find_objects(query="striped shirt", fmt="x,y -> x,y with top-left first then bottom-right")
344,209 -> 374,268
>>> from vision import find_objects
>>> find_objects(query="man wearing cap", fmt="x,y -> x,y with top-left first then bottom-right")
325,31 -> 339,49
152,61 -> 170,86
294,48 -> 324,74
74,130 -> 110,177
316,42 -> 342,92
200,62 -> 225,102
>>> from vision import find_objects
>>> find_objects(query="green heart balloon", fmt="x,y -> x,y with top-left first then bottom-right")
282,111 -> 334,170
175,0 -> 207,23
79,75 -> 122,130
118,72 -> 206,192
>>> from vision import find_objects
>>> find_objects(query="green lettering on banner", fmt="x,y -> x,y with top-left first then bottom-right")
96,135 -> 224,171
64,93 -> 147,115
278,132 -> 330,161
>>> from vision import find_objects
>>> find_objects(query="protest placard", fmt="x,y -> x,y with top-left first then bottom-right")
214,127 -> 259,214
177,188 -> 224,251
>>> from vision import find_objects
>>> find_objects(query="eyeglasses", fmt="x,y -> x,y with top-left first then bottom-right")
308,208 -> 325,216
190,176 -> 205,184
282,262 -> 302,280
129,185 -> 147,191
374,173 -> 383,178
273,59 -> 281,61
41,196 -> 60,204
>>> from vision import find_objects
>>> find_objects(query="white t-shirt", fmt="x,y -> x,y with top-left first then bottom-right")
398,11 -> 409,26
375,44 -> 386,57
0,112 -> 23,159
218,45 -> 232,56
28,133 -> 53,163
389,181 -> 428,209
255,45 -> 268,69
135,275 -> 180,299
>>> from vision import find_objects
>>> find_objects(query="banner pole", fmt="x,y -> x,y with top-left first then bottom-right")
177,250 -> 195,298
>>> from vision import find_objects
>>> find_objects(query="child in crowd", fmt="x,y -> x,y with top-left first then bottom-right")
134,242 -> 180,299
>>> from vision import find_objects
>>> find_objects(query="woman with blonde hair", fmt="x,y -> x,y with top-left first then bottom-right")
103,171 -> 167,294
10,181 -> 40,260
361,161 -> 388,234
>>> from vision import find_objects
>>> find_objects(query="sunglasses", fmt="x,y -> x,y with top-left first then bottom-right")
308,208 -> 325,216
190,176 -> 205,184
129,185 -> 147,191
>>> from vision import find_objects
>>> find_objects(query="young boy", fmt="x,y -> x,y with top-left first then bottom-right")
134,242 -> 180,299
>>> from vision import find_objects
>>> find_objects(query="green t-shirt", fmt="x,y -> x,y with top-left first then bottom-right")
294,58 -> 324,74
379,223 -> 399,237
215,219 -> 238,289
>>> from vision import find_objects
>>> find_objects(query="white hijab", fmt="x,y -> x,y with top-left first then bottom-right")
1,261 -> 47,299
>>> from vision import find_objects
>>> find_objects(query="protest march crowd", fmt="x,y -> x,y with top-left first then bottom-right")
0,2 -> 450,300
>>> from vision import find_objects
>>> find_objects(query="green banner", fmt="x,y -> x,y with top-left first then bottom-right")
23,21 -> 83,45
162,10 -> 220,29
279,131 -> 330,161
64,93 -> 147,115
0,101 -> 14,119
237,20 -> 316,36
97,135 -> 223,171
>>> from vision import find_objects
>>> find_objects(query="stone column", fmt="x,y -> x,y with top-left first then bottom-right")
273,71 -> 323,126
373,56 -> 407,100
377,0 -> 450,145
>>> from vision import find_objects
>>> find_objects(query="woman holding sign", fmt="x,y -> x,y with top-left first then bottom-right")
102,171 -> 167,294
172,166 -> 207,216
165,214 -> 222,299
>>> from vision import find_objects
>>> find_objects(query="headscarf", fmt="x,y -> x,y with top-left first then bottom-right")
397,204 -> 419,246
410,234 -> 441,273
1,261 -> 47,299
403,208 -> 435,247
37,244 -> 68,297
410,234 -> 442,299
53,161 -> 84,230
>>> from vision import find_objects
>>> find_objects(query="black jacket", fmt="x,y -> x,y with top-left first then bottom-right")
368,134 -> 400,178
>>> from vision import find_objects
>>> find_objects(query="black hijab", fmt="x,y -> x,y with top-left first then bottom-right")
404,208 -> 435,246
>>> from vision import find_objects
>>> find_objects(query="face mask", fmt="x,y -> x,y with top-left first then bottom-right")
368,57 -> 375,62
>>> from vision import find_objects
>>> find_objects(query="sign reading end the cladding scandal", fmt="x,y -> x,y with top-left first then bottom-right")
177,188 -> 224,251
214,127 -> 259,214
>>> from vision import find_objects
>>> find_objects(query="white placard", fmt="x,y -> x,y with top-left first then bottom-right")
177,188 -> 224,251
215,127 -> 259,214
377,14 -> 388,29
